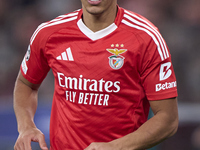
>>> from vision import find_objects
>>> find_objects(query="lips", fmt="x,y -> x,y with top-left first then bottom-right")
88,0 -> 102,5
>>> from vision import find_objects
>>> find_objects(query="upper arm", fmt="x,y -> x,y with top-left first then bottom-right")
149,97 -> 179,125
16,71 -> 41,91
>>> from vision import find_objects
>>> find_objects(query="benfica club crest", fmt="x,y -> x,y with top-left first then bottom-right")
107,44 -> 127,70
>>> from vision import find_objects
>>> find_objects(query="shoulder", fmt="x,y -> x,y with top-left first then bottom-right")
120,8 -> 160,41
120,8 -> 158,32
120,7 -> 169,61
30,9 -> 81,45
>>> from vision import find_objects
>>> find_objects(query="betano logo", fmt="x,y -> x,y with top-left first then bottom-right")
156,81 -> 176,92
156,62 -> 176,92
57,47 -> 74,61
159,62 -> 172,81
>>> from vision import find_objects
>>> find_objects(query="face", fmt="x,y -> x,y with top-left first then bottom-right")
81,0 -> 117,16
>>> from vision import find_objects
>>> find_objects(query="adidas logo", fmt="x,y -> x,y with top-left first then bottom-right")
56,47 -> 74,61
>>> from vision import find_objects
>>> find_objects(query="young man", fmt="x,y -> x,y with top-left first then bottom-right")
13,0 -> 179,150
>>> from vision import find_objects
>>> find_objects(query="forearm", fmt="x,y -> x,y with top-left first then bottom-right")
13,78 -> 38,132
111,111 -> 178,150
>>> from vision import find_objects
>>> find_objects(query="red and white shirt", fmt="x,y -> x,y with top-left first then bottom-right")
21,6 -> 177,150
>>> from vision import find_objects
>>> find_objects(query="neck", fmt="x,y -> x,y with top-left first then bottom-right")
82,5 -> 118,32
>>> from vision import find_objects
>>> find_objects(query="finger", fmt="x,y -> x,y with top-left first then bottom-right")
84,143 -> 96,150
14,144 -> 21,150
84,147 -> 96,150
38,134 -> 48,150
23,137 -> 32,150
14,140 -> 18,150
15,138 -> 25,150
14,143 -> 21,150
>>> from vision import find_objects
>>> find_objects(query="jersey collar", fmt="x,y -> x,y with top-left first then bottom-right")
77,6 -> 124,41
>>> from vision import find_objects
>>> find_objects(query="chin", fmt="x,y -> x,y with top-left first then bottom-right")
86,7 -> 104,15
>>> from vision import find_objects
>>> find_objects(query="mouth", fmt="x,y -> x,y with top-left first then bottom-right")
88,0 -> 102,5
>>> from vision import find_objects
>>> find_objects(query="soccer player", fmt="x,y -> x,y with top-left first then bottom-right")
13,0 -> 179,150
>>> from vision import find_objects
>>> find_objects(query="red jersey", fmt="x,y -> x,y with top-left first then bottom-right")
21,7 -> 177,150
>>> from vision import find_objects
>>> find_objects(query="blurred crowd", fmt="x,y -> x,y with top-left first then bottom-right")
0,0 -> 200,104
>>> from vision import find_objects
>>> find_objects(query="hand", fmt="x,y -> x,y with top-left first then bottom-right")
14,127 -> 48,150
84,142 -> 118,150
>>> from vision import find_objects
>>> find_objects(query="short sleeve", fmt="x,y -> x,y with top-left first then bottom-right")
140,35 -> 178,101
20,28 -> 50,84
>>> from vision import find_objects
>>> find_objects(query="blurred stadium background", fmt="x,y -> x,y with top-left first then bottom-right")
0,0 -> 200,149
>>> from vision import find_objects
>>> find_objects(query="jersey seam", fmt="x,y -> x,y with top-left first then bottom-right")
43,20 -> 77,62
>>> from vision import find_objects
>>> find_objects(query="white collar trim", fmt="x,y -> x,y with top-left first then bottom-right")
77,19 -> 118,41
